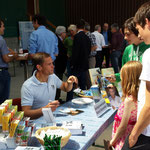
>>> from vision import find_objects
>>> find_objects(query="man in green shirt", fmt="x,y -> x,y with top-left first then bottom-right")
109,17 -> 150,82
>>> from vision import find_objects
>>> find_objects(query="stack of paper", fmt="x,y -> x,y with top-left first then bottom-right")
15,146 -> 41,150
62,121 -> 82,135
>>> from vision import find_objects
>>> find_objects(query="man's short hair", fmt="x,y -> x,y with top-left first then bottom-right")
124,17 -> 139,36
33,52 -> 50,67
134,1 -> 150,28
55,26 -> 66,35
103,23 -> 109,26
94,25 -> 101,31
76,19 -> 86,29
84,22 -> 90,31
111,23 -> 119,31
32,14 -> 47,26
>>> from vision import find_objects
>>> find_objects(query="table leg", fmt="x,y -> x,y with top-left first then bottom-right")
24,61 -> 28,80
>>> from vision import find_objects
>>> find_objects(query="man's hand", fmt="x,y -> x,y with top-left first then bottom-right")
129,134 -> 138,148
60,76 -> 78,92
44,100 -> 60,112
67,76 -> 78,85
8,48 -> 16,54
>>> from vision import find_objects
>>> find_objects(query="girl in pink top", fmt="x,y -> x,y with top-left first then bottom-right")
109,61 -> 142,150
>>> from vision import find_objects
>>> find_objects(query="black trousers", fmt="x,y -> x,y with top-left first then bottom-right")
102,47 -> 110,68
95,51 -> 103,68
122,134 -> 150,150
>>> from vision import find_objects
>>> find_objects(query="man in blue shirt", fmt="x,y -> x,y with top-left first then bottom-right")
28,15 -> 58,61
0,18 -> 18,103
21,52 -> 77,119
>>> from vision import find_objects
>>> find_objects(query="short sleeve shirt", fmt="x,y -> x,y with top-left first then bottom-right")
86,32 -> 97,56
28,26 -> 58,61
92,31 -> 105,51
138,48 -> 150,136
21,71 -> 62,109
0,35 -> 9,68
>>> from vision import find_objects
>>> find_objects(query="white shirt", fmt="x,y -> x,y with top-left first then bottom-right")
109,95 -> 121,109
92,31 -> 105,51
138,48 -> 150,136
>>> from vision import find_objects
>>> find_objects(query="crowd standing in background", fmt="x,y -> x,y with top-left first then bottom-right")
1,14 -> 139,102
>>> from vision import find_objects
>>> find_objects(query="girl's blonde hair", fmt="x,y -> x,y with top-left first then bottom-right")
120,61 -> 142,101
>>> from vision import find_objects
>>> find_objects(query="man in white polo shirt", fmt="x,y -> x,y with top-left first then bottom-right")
21,52 -> 77,119
92,25 -> 105,68
122,1 -> 150,149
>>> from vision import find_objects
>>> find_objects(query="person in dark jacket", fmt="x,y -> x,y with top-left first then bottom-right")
66,19 -> 91,101
71,19 -> 91,90
55,26 -> 68,100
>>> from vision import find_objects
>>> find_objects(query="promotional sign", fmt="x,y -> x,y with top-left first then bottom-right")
94,99 -> 110,117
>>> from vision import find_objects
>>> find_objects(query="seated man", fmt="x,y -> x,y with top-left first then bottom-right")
21,52 -> 77,119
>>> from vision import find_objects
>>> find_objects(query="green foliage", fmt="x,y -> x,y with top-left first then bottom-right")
43,134 -> 62,150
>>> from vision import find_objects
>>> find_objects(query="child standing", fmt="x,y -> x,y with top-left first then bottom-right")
109,61 -> 142,150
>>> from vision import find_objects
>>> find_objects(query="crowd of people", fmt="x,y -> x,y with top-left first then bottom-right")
1,1 -> 150,150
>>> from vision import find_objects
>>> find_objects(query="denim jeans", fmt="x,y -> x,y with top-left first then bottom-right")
111,50 -> 121,73
0,70 -> 11,104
